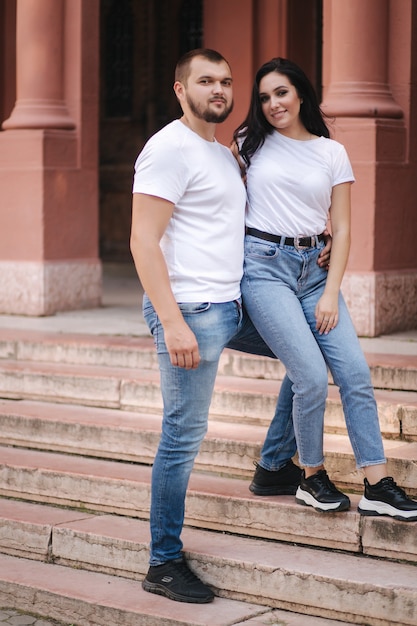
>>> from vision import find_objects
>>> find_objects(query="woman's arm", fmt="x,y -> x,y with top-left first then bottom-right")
315,182 -> 351,334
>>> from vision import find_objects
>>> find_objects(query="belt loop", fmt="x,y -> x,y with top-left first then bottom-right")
279,235 -> 286,249
314,235 -> 319,247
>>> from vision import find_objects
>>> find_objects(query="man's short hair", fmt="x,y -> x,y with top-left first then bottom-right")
175,48 -> 231,85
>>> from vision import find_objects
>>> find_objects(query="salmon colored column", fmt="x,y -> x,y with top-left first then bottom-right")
323,0 -> 402,119
322,0 -> 417,336
2,0 -> 74,130
0,0 -> 101,316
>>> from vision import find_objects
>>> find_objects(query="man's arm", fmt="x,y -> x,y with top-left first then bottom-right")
130,193 -> 201,369
317,229 -> 332,269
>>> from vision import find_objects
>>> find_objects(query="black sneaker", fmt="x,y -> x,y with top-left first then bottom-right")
142,555 -> 214,603
296,469 -> 351,512
249,460 -> 302,495
358,477 -> 417,522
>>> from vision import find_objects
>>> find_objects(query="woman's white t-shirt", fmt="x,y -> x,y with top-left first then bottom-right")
133,120 -> 247,302
245,131 -> 355,237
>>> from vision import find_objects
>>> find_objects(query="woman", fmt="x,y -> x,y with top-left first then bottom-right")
233,57 -> 417,520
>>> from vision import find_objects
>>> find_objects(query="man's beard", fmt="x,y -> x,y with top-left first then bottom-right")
186,94 -> 234,123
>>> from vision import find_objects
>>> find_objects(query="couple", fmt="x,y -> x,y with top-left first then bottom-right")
130,48 -> 417,604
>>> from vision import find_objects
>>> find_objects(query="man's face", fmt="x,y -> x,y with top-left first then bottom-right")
179,57 -> 234,123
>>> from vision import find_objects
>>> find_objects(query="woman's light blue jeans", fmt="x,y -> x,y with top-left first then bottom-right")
143,294 -> 296,565
241,233 -> 386,470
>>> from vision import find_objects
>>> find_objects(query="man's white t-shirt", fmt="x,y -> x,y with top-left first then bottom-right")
245,131 -> 355,237
133,120 -> 247,302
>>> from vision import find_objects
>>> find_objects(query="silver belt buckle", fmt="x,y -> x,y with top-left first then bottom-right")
294,235 -> 311,250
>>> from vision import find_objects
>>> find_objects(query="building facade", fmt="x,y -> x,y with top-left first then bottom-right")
0,0 -> 416,336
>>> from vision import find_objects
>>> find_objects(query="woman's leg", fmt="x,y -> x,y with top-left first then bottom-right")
302,292 -> 386,469
302,291 -> 417,520
228,306 -> 298,471
241,243 -> 329,470
242,236 -> 351,512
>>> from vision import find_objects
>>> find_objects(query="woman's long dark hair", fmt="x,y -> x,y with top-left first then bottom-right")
233,57 -> 330,166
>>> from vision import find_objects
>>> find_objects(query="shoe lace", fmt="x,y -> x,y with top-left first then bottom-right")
174,559 -> 203,584
381,477 -> 411,500
315,469 -> 335,490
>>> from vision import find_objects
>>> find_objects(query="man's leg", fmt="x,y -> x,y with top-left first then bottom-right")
142,297 -> 241,602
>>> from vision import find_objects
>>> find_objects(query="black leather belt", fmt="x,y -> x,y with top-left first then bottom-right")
246,227 -> 325,249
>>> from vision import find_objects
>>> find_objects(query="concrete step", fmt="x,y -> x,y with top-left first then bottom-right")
0,359 -> 416,440
0,500 -> 416,625
0,447 -> 416,563
1,328 -> 417,392
0,399 -> 416,495
0,554 -> 360,626
0,554 -> 269,626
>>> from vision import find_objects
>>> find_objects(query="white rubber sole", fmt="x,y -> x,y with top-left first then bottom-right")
358,496 -> 417,521
295,486 -> 350,512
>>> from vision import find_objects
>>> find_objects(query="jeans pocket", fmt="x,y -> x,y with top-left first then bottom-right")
245,238 -> 279,259
177,302 -> 211,315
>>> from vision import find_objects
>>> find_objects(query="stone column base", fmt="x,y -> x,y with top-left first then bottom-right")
0,260 -> 102,316
342,270 -> 417,337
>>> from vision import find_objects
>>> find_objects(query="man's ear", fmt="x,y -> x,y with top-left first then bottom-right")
173,81 -> 185,101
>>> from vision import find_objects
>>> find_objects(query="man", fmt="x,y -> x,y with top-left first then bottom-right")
130,49 -> 327,604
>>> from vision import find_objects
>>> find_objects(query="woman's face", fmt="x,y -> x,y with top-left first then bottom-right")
258,71 -> 303,136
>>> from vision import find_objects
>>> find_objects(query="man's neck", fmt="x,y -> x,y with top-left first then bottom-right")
180,115 -> 216,142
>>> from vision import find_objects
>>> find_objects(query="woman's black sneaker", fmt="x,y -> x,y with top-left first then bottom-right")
249,460 -> 302,495
296,469 -> 351,512
358,477 -> 417,521
142,555 -> 214,603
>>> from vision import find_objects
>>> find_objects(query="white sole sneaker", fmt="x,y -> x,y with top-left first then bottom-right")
358,496 -> 417,521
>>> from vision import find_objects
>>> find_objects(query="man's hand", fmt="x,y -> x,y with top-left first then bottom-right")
317,229 -> 332,269
164,320 -> 201,370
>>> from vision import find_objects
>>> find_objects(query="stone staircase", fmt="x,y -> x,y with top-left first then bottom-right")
0,327 -> 416,626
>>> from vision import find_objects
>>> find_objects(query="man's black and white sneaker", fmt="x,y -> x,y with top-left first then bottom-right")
296,469 -> 351,513
249,459 -> 302,495
142,555 -> 214,603
358,477 -> 417,522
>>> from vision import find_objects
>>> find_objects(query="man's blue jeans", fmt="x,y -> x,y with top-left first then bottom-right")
241,234 -> 386,470
143,294 -> 295,565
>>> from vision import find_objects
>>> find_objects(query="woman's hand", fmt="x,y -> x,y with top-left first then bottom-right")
315,292 -> 339,335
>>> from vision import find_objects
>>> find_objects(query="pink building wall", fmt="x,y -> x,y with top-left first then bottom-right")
0,0 -> 416,335
320,0 -> 417,335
